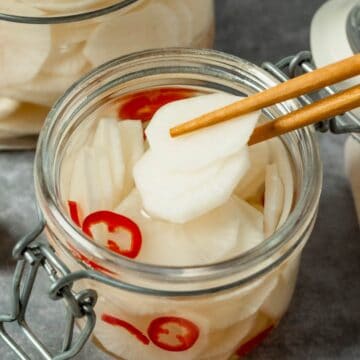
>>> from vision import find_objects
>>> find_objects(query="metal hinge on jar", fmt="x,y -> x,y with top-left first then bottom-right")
0,217 -> 97,360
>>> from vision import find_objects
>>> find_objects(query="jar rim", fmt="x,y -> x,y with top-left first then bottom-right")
0,0 -> 139,24
34,48 -> 323,295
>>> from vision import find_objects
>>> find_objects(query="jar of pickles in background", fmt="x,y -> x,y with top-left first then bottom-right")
0,0 -> 214,142
20,49 -> 323,360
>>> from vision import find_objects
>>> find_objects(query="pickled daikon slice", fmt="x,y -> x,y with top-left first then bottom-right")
135,93 -> 260,223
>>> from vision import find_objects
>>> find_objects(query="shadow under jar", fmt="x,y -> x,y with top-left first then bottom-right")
0,0 -> 214,140
35,49 -> 322,360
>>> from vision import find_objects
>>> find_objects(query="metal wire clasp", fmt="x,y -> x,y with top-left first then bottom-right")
0,217 -> 97,360
262,51 -> 360,134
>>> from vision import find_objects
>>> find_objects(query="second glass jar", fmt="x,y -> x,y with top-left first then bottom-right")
0,0 -> 214,139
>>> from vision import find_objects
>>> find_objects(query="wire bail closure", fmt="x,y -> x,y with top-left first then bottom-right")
262,51 -> 360,135
0,214 -> 97,360
0,50 -> 358,360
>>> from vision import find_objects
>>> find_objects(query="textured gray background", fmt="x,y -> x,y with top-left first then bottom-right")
0,0 -> 360,359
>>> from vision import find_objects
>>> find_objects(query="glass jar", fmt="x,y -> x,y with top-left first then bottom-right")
0,0 -> 214,141
310,0 -> 360,224
31,48 -> 323,360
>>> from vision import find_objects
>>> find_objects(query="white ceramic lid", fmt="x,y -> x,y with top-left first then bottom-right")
311,0 -> 360,115
311,0 -> 359,83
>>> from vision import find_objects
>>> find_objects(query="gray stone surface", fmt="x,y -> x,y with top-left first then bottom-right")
0,0 -> 359,359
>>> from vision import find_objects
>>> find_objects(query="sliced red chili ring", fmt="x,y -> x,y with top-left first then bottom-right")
66,202 -> 114,273
101,314 -> 150,345
236,325 -> 274,357
107,239 -> 125,255
118,88 -> 196,121
68,200 -> 82,227
82,210 -> 142,259
147,316 -> 200,352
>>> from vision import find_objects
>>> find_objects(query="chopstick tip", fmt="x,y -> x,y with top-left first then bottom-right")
169,127 -> 179,138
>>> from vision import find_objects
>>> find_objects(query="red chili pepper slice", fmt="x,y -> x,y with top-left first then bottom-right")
118,88 -> 196,121
236,325 -> 274,357
107,239 -> 125,255
67,242 -> 114,275
82,211 -> 142,259
147,316 -> 200,352
68,200 -> 82,227
101,314 -> 150,345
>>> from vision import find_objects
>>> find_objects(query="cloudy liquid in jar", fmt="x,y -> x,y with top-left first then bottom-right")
55,87 -> 299,360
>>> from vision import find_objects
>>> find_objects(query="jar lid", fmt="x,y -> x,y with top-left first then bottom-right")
310,0 -> 360,117
347,4 -> 360,53
311,0 -> 359,69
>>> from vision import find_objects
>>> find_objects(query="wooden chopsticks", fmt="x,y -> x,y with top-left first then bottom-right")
170,54 -> 360,144
248,84 -> 360,144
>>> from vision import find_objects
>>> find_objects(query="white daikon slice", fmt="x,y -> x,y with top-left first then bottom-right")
96,149 -> 116,211
92,117 -> 125,206
235,141 -> 270,201
182,197 -> 241,264
233,198 -> 264,254
94,297 -> 209,360
69,148 -> 98,221
238,312 -> 275,350
60,153 -> 77,203
203,315 -> 255,359
264,164 -> 284,238
192,274 -> 278,330
84,2 -> 180,66
69,147 -> 114,241
51,20 -> 98,46
0,4 -> 50,87
146,93 -> 259,171
269,138 -> 294,227
3,73 -> 78,107
42,43 -> 89,76
69,147 -> 114,219
182,0 -> 214,38
61,125 -> 96,202
119,120 -> 144,198
162,0 -> 193,45
261,255 -> 300,320
115,190 -> 241,266
115,190 -> 188,265
134,149 -> 250,223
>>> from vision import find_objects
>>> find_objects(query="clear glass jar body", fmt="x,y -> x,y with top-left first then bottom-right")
0,0 -> 214,139
35,49 -> 322,360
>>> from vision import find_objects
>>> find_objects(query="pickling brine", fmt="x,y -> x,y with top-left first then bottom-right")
0,0 -> 214,140
55,89 -> 299,359
34,50 -> 321,360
